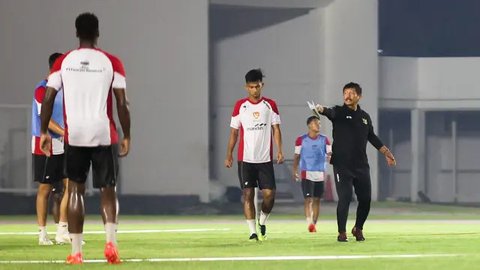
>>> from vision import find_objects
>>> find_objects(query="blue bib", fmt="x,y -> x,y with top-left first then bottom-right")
299,134 -> 328,172
31,80 -> 64,137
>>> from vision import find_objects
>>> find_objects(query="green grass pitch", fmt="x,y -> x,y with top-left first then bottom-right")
0,203 -> 479,270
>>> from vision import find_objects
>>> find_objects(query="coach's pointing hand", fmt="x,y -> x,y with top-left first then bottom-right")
119,137 -> 130,157
40,133 -> 52,157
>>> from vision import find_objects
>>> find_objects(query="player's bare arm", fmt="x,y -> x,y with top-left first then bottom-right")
113,88 -> 131,157
39,87 -> 58,156
272,124 -> 284,164
292,153 -> 300,181
48,120 -> 64,137
224,128 -> 238,168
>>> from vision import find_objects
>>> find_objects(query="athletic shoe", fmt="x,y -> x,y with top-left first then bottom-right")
55,233 -> 86,245
248,233 -> 259,242
308,224 -> 317,233
258,225 -> 267,241
337,232 -> 348,242
38,235 -> 54,246
55,233 -> 71,245
66,252 -> 83,264
104,242 -> 121,264
351,227 -> 365,241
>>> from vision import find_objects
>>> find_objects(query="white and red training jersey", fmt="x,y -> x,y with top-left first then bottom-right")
47,48 -> 126,147
230,97 -> 281,163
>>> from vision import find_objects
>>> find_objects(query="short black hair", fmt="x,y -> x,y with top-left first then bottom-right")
343,82 -> 362,96
75,12 -> 99,41
245,69 -> 264,83
48,53 -> 63,69
307,115 -> 320,125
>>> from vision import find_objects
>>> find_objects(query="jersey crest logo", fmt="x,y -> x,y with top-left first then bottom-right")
362,118 -> 368,125
253,112 -> 260,119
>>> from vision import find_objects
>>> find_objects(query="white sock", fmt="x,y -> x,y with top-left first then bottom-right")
57,221 -> 68,236
306,217 -> 313,225
246,219 -> 257,235
39,226 -> 47,237
259,211 -> 270,226
70,233 -> 83,254
105,223 -> 117,244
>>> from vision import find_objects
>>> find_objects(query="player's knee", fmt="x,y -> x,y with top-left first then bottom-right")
242,188 -> 254,200
68,181 -> 86,195
37,184 -> 51,196
262,189 -> 275,199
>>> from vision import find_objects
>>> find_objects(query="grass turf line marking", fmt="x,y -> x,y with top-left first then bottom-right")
0,228 -> 230,235
0,254 -> 460,264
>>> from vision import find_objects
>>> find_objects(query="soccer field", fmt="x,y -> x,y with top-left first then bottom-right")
0,208 -> 479,270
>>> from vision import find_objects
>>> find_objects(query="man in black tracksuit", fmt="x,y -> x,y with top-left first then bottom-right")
316,82 -> 396,242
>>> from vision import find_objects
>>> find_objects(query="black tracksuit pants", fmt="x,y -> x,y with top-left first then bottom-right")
333,166 -> 371,233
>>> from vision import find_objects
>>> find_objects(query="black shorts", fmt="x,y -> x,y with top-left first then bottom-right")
32,154 -> 66,185
65,144 -> 119,188
301,179 -> 324,198
237,161 -> 276,190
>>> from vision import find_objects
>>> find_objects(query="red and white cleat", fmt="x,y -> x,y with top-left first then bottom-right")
308,224 -> 317,233
104,242 -> 121,264
66,252 -> 83,265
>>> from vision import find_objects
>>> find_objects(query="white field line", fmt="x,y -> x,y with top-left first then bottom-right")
0,254 -> 461,264
0,228 -> 230,235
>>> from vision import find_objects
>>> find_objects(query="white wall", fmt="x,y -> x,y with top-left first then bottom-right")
324,0 -> 381,200
418,58 -> 480,100
210,0 -> 383,201
210,6 -> 323,187
0,0 -> 210,201
379,57 -> 418,100
380,57 -> 480,107
380,57 -> 480,203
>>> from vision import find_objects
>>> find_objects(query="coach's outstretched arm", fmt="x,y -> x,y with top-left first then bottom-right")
315,105 -> 336,120
39,87 -> 58,156
224,128 -> 238,168
114,88 -> 131,157
272,124 -> 284,164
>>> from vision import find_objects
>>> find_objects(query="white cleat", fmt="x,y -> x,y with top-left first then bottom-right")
38,236 -> 54,246
55,233 -> 86,245
55,234 -> 71,245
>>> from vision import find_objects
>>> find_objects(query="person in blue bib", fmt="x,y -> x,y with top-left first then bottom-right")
293,116 -> 332,233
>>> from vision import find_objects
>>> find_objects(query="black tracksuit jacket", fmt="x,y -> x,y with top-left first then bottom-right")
321,104 -> 384,169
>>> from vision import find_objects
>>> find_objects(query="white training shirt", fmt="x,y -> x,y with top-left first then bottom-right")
230,97 -> 281,163
47,48 -> 126,147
